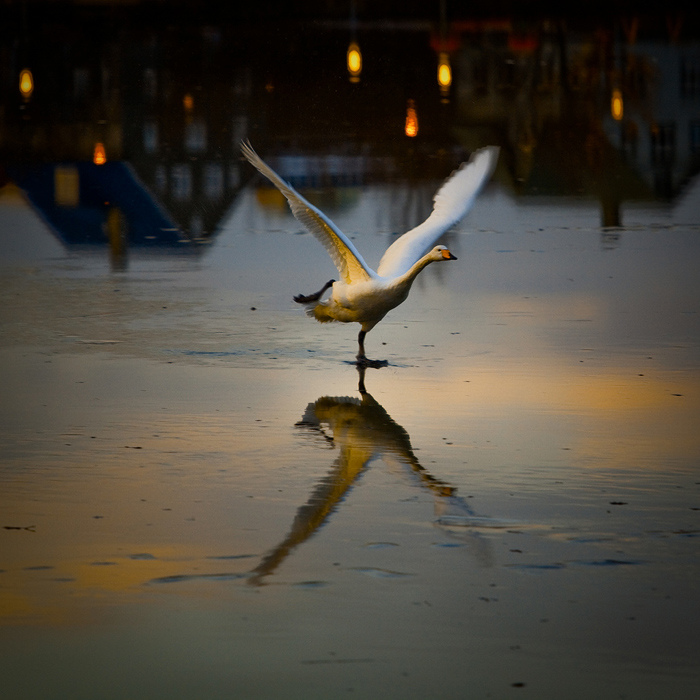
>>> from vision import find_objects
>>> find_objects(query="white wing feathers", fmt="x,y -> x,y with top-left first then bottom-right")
241,141 -> 373,285
376,146 -> 499,279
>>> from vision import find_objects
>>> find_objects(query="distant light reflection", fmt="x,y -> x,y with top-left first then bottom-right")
405,99 -> 419,137
93,142 -> 107,165
19,69 -> 34,100
611,88 -> 623,121
437,52 -> 452,101
347,41 -> 362,82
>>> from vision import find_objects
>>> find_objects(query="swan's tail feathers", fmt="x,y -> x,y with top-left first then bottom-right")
293,279 -> 335,305
310,302 -> 337,323
291,286 -> 337,322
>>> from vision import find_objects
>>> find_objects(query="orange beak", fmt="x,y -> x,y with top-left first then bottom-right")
441,249 -> 457,260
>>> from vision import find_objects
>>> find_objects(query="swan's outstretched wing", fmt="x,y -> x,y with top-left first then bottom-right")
241,142 -> 374,284
376,146 -> 499,279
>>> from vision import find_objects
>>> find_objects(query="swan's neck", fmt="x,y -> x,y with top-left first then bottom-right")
394,252 -> 437,288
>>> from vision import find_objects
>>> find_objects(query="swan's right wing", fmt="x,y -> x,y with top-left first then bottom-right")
241,142 -> 374,284
377,146 -> 499,278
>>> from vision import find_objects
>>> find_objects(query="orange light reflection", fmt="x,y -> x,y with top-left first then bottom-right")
19,69 -> 34,99
93,142 -> 107,165
611,89 -> 624,121
347,42 -> 362,82
438,52 -> 452,89
405,99 -> 419,137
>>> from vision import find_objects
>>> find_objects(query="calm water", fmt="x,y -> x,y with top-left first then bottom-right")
1,6 -> 699,699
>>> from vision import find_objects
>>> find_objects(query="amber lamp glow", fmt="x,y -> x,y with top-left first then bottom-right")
438,53 -> 452,89
19,69 -> 34,99
347,42 -> 362,83
405,100 -> 419,138
611,89 -> 623,121
93,143 -> 107,165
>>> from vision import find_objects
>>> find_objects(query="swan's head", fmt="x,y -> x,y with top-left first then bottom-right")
432,245 -> 457,261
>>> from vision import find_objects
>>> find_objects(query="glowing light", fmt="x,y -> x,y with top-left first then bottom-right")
611,89 -> 623,121
405,99 -> 419,138
183,93 -> 194,112
93,142 -> 107,165
437,53 -> 452,89
347,42 -> 362,83
19,69 -> 34,99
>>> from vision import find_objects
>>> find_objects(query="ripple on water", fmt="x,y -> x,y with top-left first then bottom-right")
350,567 -> 414,579
506,559 -> 644,573
148,572 -> 248,584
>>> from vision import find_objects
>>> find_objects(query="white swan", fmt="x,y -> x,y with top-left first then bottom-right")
241,141 -> 498,365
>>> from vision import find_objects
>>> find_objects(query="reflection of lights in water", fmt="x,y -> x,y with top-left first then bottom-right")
405,99 -> 418,137
437,52 -> 452,96
347,41 -> 362,82
611,89 -> 623,121
19,69 -> 34,99
93,142 -> 107,165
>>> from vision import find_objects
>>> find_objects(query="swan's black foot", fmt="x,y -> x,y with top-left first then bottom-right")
355,355 -> 388,369
293,279 -> 335,304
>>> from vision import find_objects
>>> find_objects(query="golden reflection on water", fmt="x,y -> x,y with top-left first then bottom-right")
420,362 -> 700,470
2,344 -> 695,622
0,366 -> 499,618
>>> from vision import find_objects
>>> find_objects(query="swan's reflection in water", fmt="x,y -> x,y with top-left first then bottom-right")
249,369 -> 494,586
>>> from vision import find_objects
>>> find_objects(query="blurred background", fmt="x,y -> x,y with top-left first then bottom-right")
2,0 -> 698,249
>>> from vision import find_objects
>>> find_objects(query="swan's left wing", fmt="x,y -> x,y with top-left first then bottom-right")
376,146 -> 499,278
241,142 -> 374,284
